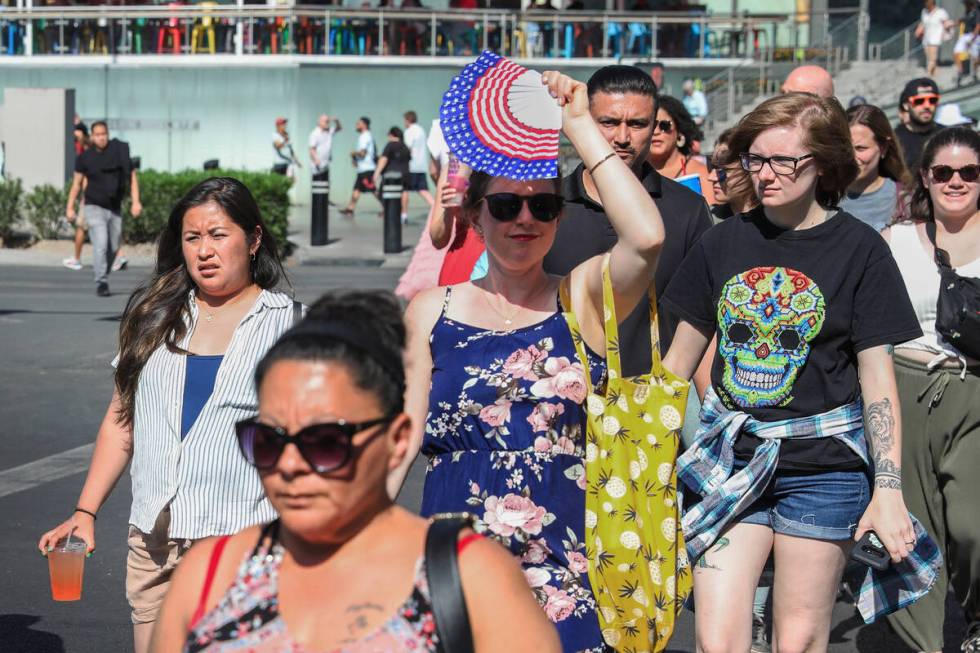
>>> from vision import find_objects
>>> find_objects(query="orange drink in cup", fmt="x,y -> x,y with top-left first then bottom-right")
48,536 -> 87,601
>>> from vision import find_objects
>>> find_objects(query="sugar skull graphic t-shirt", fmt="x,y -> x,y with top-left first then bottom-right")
662,208 -> 921,470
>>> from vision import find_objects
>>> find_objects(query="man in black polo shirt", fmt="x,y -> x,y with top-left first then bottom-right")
544,65 -> 712,377
66,121 -> 141,296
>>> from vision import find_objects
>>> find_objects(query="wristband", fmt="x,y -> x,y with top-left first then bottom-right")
588,151 -> 618,176
74,507 -> 97,521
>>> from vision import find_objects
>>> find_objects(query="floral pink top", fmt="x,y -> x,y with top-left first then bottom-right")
419,288 -> 607,652
185,524 -> 441,653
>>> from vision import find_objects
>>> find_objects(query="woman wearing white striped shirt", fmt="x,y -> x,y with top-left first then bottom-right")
38,177 -> 298,653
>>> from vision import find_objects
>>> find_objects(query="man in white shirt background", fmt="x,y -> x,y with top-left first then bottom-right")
916,0 -> 954,77
309,113 -> 341,181
402,110 -> 434,223
341,116 -> 380,216
272,117 -> 300,179
681,78 -> 708,127
308,114 -> 341,244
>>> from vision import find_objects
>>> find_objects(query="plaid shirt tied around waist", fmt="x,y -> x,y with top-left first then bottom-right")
677,387 -> 942,623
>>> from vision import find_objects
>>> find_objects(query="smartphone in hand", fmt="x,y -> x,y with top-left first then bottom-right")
851,531 -> 891,571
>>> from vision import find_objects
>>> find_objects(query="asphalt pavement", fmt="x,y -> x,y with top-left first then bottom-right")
0,246 -> 967,652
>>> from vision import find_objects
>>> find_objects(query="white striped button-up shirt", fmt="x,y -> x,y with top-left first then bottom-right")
123,289 -> 297,539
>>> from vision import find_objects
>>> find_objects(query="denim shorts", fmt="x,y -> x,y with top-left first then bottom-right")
732,463 -> 872,541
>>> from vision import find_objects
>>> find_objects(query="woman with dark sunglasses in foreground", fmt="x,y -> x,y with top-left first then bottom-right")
394,71 -> 666,651
151,290 -> 560,652
881,127 -> 980,653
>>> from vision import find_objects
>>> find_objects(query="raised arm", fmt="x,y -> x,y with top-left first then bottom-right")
542,72 -> 665,334
428,165 -> 457,249
853,345 -> 916,563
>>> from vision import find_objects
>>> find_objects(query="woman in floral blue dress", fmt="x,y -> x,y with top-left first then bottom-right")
394,70 -> 667,651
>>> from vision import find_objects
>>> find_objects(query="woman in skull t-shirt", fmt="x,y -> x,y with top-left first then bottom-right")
661,93 -> 924,651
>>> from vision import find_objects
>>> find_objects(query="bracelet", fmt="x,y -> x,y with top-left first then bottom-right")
74,507 -> 97,521
588,152 -> 618,176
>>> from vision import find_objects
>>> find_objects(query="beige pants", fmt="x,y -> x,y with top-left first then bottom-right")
125,508 -> 194,625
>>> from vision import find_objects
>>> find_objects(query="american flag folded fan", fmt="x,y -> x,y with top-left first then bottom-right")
439,51 -> 561,181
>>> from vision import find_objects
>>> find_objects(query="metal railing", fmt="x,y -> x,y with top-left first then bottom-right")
702,10 -> 863,139
0,4 -> 801,60
868,20 -> 922,62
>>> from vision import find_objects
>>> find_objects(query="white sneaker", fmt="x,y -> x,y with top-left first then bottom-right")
111,256 -> 128,272
62,258 -> 82,271
400,213 -> 409,224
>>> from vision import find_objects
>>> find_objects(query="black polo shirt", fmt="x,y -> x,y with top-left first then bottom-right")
543,162 -> 713,377
75,139 -> 133,212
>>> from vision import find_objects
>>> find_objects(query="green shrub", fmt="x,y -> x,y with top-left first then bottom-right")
0,177 -> 25,243
25,183 -> 69,240
127,170 -> 292,252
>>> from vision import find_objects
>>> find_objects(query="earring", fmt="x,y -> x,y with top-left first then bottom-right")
250,252 -> 257,263
677,135 -> 686,148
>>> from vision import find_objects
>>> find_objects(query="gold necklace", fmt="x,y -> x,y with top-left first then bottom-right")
481,289 -> 522,327
480,276 -> 548,328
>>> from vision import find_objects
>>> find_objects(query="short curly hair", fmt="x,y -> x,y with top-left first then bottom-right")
725,93 -> 858,209
657,95 -> 703,156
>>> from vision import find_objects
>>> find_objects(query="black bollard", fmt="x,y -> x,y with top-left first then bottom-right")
381,171 -> 403,254
311,170 -> 330,246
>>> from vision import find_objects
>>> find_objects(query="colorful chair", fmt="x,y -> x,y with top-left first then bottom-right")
157,2 -> 183,54
2,19 -> 21,55
191,1 -> 217,54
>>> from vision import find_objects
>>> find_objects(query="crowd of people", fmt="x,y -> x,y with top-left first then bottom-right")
36,54 -> 980,653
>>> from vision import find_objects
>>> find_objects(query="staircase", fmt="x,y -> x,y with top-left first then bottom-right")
699,19 -> 967,147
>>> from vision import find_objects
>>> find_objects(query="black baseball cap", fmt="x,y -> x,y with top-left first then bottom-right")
900,78 -> 940,105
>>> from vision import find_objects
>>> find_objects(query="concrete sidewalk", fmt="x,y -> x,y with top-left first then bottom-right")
0,200 -> 427,271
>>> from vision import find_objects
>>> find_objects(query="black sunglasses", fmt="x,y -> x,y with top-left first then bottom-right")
235,416 -> 394,474
930,164 -> 980,183
652,119 -> 674,134
706,160 -> 728,182
482,193 -> 564,222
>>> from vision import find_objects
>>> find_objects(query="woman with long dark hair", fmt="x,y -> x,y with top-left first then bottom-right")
843,104 -> 913,231
882,127 -> 980,653
38,177 -> 297,653
648,94 -> 715,204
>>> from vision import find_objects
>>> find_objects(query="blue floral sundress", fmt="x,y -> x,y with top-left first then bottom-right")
419,287 -> 607,652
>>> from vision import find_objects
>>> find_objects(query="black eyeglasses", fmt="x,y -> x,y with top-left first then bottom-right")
930,164 -> 980,183
706,160 -> 728,183
235,416 -> 394,474
652,119 -> 674,134
482,193 -> 564,223
740,153 -> 814,175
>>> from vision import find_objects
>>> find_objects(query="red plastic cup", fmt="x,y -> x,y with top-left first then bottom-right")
48,537 -> 87,601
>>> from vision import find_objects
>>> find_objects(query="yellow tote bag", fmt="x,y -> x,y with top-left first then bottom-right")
561,259 -> 692,652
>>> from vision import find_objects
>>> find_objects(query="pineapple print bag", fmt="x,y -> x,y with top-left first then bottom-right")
560,257 -> 692,652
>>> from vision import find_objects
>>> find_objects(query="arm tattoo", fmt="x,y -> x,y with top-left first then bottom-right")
866,398 -> 902,490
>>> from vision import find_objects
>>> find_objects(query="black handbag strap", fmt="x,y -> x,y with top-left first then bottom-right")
424,515 -> 475,653
292,300 -> 303,326
925,221 -> 955,270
